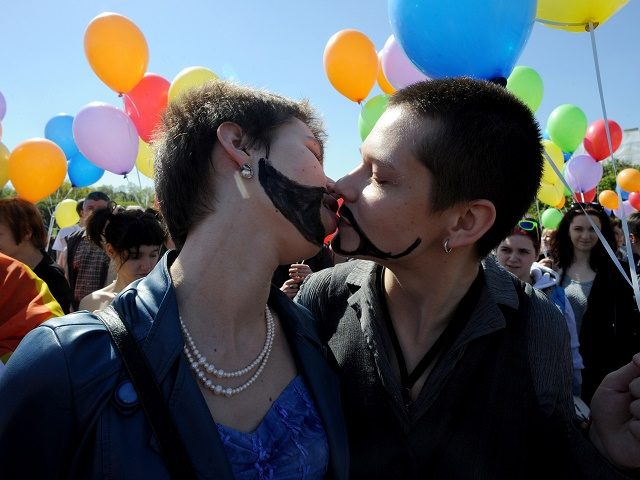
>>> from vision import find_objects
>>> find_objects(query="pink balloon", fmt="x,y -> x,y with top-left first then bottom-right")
380,35 -> 429,90
72,102 -> 139,175
564,154 -> 603,192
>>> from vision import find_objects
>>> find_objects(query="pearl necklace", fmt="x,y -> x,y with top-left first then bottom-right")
180,306 -> 275,397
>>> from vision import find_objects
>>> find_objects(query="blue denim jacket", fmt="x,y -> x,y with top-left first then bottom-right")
0,251 -> 348,479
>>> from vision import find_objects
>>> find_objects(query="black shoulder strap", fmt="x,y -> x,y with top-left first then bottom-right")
96,306 -> 198,480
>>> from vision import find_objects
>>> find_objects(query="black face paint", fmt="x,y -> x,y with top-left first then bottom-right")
258,158 -> 327,246
331,205 -> 421,259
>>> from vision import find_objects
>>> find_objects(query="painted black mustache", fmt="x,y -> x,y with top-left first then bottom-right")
332,204 -> 421,259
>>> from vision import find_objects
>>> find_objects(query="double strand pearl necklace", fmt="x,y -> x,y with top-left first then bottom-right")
180,305 -> 275,397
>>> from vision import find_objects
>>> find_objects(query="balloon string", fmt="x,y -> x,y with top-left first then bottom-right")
588,20 -> 640,313
535,18 -> 595,28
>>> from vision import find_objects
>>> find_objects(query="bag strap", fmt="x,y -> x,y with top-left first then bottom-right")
96,306 -> 198,480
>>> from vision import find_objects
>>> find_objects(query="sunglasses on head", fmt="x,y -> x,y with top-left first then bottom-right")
570,202 -> 604,212
517,219 -> 538,231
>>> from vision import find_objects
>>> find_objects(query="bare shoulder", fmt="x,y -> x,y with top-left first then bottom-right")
79,288 -> 116,312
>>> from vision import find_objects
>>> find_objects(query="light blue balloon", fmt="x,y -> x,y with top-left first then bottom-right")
388,0 -> 536,80
67,152 -> 104,188
45,114 -> 79,159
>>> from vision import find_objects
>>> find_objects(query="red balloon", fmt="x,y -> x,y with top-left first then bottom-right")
573,188 -> 596,203
629,192 -> 640,211
123,73 -> 170,142
583,119 -> 623,161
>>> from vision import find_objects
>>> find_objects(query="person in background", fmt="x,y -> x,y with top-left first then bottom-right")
79,208 -> 165,311
495,217 -> 583,396
52,198 -> 84,270
611,217 -> 627,261
0,80 -> 347,479
274,244 -> 336,299
538,227 -> 556,263
65,191 -> 112,310
0,198 -> 72,313
550,202 -> 640,405
0,252 -> 63,367
625,211 -> 640,267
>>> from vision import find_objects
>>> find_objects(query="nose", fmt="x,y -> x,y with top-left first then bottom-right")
333,169 -> 361,203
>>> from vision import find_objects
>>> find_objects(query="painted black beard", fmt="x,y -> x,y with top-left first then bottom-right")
258,158 -> 327,246
331,205 -> 421,259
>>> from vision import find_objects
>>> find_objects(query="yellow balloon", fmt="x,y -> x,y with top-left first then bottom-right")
323,30 -> 378,103
541,140 -> 564,184
599,190 -> 619,210
136,138 -> 154,179
84,12 -> 149,94
8,138 -> 67,203
54,199 -> 80,228
377,52 -> 395,95
537,181 -> 564,207
0,142 -> 9,188
168,66 -> 218,103
537,0 -> 629,32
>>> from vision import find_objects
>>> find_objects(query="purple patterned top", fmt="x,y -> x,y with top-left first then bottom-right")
216,376 -> 329,479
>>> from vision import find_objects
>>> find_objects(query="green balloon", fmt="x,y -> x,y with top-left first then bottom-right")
358,94 -> 388,141
506,66 -> 543,112
541,208 -> 563,229
546,104 -> 588,153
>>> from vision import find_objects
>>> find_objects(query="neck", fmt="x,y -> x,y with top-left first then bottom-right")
572,249 -> 592,265
14,245 -> 44,269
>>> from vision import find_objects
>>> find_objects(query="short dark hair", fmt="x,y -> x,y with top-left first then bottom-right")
86,208 -> 166,264
0,198 -> 47,250
550,204 -> 616,273
389,77 -> 543,258
627,212 -> 640,237
85,191 -> 110,202
76,199 -> 84,215
154,80 -> 325,250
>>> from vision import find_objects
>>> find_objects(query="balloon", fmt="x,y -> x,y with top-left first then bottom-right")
8,138 -> 67,202
506,66 -> 543,112
537,0 -> 629,32
555,196 -> 566,209
541,208 -> 563,229
323,30 -> 378,103
73,102 -> 138,175
613,200 -> 635,219
0,142 -> 9,188
564,154 -> 603,192
168,66 -> 218,103
617,168 -> 640,193
84,12 -> 148,94
377,52 -> 395,95
583,119 -> 623,161
599,190 -> 619,210
0,91 -> 5,120
388,0 -> 536,81
358,95 -> 389,142
546,104 -> 588,153
124,73 -> 170,142
541,140 -> 564,184
67,151 -> 104,187
572,188 -> 596,203
380,35 -> 429,90
135,139 -> 154,179
44,114 -> 79,159
54,199 -> 80,228
537,181 -> 564,206
629,192 -> 640,211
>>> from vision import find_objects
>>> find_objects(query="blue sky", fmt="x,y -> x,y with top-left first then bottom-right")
1,0 -> 639,190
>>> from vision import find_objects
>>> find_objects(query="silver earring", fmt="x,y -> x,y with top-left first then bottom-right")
443,239 -> 452,254
240,163 -> 254,179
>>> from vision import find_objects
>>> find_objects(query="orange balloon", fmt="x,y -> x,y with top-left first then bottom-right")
598,189 -> 619,210
8,138 -> 67,202
555,196 -> 566,209
84,12 -> 148,94
617,168 -> 640,193
377,52 -> 395,95
323,30 -> 378,103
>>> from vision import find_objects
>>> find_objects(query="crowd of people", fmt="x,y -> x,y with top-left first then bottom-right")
1,77 -> 640,478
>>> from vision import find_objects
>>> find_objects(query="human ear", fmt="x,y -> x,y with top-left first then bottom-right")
216,122 -> 251,169
446,200 -> 496,250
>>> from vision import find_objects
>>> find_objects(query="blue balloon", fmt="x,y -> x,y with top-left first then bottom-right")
388,0 -> 536,80
563,151 -> 572,162
45,114 -> 79,159
67,152 -> 104,188
621,189 -> 630,201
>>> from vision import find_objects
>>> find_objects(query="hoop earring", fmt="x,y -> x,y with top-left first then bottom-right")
443,239 -> 452,254
240,163 -> 254,179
